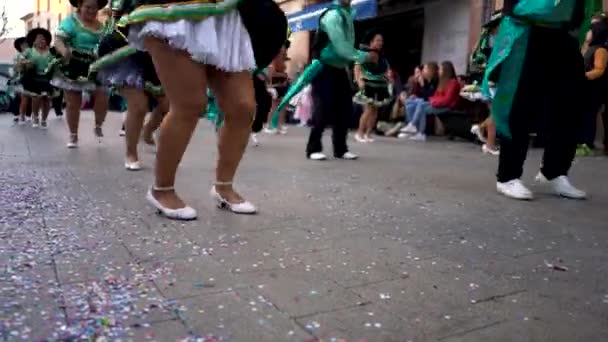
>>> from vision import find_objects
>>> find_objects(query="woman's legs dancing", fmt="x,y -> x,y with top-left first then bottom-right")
208,68 -> 256,204
146,37 -> 207,210
93,87 -> 109,137
143,99 -> 167,146
121,87 -> 150,167
65,90 -> 82,146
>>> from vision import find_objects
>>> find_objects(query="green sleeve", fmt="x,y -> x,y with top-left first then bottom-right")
320,10 -> 368,64
56,15 -> 75,45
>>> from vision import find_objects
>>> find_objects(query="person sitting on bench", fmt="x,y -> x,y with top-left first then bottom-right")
400,61 -> 461,141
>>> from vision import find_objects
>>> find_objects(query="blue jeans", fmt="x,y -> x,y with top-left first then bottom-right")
405,98 -> 450,134
404,98 -> 427,128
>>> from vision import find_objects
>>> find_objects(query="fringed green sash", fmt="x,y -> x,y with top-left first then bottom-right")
483,0 -> 578,138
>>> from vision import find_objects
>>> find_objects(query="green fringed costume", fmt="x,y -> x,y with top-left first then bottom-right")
484,0 -> 587,184
482,0 -> 584,137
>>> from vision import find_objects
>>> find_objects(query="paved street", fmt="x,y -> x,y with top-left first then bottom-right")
1,112 -> 607,341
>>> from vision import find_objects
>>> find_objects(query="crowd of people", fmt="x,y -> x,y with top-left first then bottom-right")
6,0 -> 598,219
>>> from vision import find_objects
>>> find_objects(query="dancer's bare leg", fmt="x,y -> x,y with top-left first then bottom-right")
93,87 -> 108,132
486,116 -> 497,149
143,96 -> 168,145
208,68 -> 256,203
65,90 -> 82,137
145,37 -> 207,209
40,96 -> 51,125
19,95 -> 30,122
357,105 -> 371,138
31,96 -> 41,125
121,88 -> 149,163
365,106 -> 378,138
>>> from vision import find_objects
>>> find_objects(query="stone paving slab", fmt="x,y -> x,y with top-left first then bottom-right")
1,113 -> 608,341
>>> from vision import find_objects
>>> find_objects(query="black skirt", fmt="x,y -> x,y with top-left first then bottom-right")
21,75 -> 54,96
61,50 -> 97,81
353,80 -> 393,107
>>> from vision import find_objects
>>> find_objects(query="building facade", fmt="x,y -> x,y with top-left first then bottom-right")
20,1 -> 110,37
21,0 -> 73,35
281,0 -> 476,76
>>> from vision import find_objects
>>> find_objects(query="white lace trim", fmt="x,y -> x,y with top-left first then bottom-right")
128,9 -> 255,72
51,77 -> 97,92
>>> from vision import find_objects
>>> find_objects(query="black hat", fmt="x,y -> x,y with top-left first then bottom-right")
483,10 -> 503,29
26,28 -> 52,47
361,28 -> 383,46
69,0 -> 109,8
14,37 -> 27,52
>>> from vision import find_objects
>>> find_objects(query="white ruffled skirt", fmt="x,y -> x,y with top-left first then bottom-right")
127,9 -> 256,72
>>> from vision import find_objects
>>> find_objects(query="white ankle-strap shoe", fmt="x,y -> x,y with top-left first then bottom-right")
146,187 -> 197,220
125,160 -> 142,171
210,185 -> 257,214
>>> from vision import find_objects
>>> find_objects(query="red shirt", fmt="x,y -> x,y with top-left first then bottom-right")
430,79 -> 461,109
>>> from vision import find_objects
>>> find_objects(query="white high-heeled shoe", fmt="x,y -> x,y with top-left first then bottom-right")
146,186 -> 198,220
210,183 -> 257,214
124,160 -> 142,171
67,134 -> 78,149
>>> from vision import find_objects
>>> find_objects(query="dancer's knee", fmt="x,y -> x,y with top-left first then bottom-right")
225,96 -> 256,128
171,97 -> 207,124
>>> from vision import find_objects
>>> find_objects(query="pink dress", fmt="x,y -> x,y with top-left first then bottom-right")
293,85 -> 312,125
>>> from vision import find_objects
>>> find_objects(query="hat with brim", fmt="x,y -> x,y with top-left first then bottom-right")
26,28 -> 52,47
69,0 -> 109,8
361,28 -> 383,46
483,10 -> 503,28
14,37 -> 27,52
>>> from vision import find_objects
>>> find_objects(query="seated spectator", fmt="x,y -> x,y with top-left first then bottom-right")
397,62 -> 438,137
400,61 -> 462,141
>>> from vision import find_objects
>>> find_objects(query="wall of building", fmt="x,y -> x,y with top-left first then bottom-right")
25,0 -> 73,34
421,0 -> 471,74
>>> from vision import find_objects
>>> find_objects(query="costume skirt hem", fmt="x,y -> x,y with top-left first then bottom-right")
126,9 -> 255,72
51,77 -> 97,92
353,91 -> 393,107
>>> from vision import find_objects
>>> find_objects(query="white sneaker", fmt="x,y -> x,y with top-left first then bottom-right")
146,188 -> 197,220
279,126 -> 288,135
409,133 -> 426,142
397,132 -> 412,139
250,134 -> 259,147
338,152 -> 358,160
482,144 -> 499,156
355,134 -> 367,143
119,129 -> 126,137
210,186 -> 257,214
309,152 -> 327,161
497,179 -> 534,200
264,127 -> 278,134
32,122 -> 39,128
535,173 -> 586,199
471,124 -> 487,143
364,135 -> 374,143
400,123 -> 417,134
